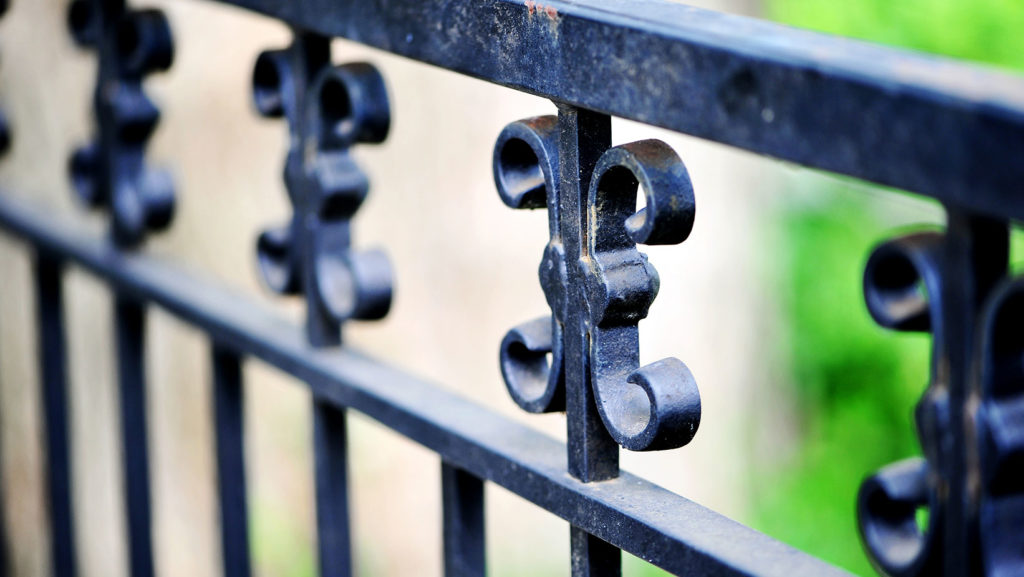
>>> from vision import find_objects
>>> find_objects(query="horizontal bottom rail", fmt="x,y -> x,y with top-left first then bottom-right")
0,193 -> 850,577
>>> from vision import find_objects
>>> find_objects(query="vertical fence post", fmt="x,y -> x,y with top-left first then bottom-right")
0,434 -> 6,577
441,462 -> 484,577
0,9 -> 8,565
114,295 -> 153,577
251,28 -> 395,577
35,253 -> 77,577
937,211 -> 1008,575
212,344 -> 251,577
556,105 -> 621,577
557,106 -> 618,484
312,402 -> 351,577
855,211 -> 1012,576
0,321 -> 8,577
493,107 -> 702,576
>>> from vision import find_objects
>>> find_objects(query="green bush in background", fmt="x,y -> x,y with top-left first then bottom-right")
753,188 -> 934,575
752,1 -> 1024,574
770,0 -> 1024,70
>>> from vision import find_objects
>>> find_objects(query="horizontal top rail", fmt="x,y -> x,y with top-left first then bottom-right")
0,192 -> 851,577
211,0 -> 1024,218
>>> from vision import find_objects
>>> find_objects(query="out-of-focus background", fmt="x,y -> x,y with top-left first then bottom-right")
0,1 -> 1020,576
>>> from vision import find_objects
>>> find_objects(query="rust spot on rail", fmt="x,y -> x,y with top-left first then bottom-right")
523,1 -> 561,38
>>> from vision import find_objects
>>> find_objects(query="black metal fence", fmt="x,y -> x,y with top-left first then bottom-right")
1,0 -> 1023,576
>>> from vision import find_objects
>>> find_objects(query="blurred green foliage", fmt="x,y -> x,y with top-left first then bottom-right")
754,189 -> 934,575
252,497 -> 316,577
753,1 -> 1024,575
769,0 -> 1024,70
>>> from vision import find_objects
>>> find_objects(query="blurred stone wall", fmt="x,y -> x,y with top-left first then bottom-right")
0,0 -> 781,576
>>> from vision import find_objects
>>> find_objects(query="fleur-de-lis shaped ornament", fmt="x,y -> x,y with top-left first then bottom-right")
252,35 -> 393,345
494,114 -> 701,455
67,0 -> 175,246
857,220 -> 1023,577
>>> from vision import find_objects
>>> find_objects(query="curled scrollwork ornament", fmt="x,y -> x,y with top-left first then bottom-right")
494,113 -> 700,454
494,116 -> 565,414
858,232 -> 945,577
584,141 -> 699,451
67,0 -> 175,246
252,34 -> 393,345
857,217 -> 1024,577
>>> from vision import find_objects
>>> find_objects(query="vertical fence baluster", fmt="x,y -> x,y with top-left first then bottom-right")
212,344 -> 251,577
441,462 -> 485,577
35,254 -> 77,577
115,296 -> 153,577
936,211 -> 1006,575
250,30 -> 393,577
557,106 -> 621,577
571,529 -> 620,577
313,402 -> 351,577
0,330 -> 8,577
0,434 -> 6,577
557,106 -> 618,484
496,104 -> 700,577
0,2 -> 9,566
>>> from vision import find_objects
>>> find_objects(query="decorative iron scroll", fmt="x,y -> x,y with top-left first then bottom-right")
493,113 -> 701,456
251,33 -> 393,346
857,216 -> 1024,576
67,0 -> 175,246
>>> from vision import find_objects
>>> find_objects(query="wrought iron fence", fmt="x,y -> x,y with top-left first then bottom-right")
1,0 -> 1023,576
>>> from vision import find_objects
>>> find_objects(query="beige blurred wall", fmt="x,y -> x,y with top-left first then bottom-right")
0,1 -> 785,576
